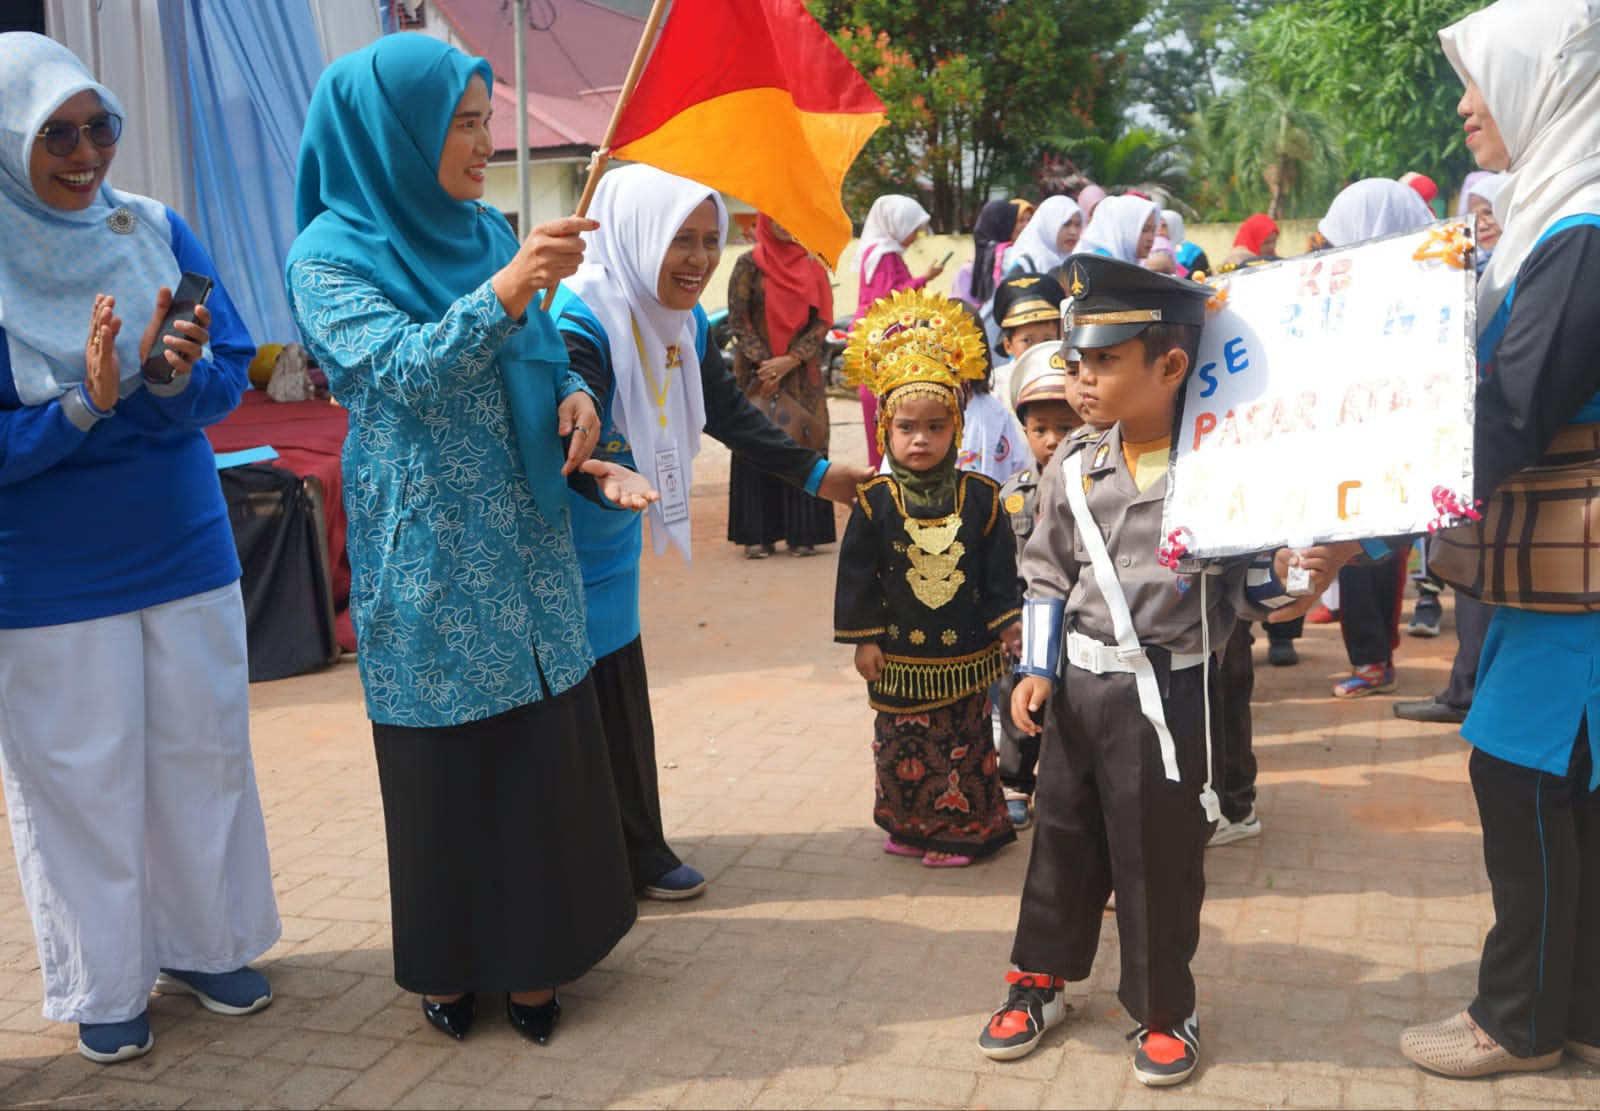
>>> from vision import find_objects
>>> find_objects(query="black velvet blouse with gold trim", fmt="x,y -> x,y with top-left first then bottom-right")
834,472 -> 1022,713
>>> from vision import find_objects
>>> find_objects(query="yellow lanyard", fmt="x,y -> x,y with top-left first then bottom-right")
630,316 -> 679,429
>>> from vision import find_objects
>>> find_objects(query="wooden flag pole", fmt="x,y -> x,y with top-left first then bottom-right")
540,0 -> 671,311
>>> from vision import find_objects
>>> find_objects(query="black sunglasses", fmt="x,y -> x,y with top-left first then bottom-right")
35,113 -> 123,158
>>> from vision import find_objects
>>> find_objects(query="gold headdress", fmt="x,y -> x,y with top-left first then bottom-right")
843,290 -> 990,457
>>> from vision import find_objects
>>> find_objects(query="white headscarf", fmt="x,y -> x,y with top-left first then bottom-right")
562,164 -> 727,560
1440,0 -> 1600,321
0,32 -> 176,406
1466,173 -> 1509,210
856,194 -> 929,283
1076,195 -> 1160,262
1002,194 -> 1080,275
1161,209 -> 1186,247
1317,178 -> 1435,247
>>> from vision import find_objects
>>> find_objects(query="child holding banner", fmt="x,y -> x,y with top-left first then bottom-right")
977,256 -> 1343,1084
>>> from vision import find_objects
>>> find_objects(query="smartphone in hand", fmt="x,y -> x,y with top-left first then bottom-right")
142,271 -> 214,383
937,250 -> 955,268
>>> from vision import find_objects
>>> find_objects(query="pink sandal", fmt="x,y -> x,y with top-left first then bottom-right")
883,836 -> 923,858
922,851 -> 973,868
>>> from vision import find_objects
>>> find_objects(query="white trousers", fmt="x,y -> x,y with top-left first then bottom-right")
0,582 -> 281,1023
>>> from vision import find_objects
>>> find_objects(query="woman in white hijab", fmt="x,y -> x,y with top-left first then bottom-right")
1001,194 -> 1081,276
1317,178 -> 1434,247
553,165 -> 869,902
0,32 -> 279,1064
1398,0 -> 1600,1080
1075,194 -> 1160,263
1463,173 -> 1508,263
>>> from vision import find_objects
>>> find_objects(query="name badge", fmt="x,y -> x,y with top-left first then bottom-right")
655,446 -> 690,525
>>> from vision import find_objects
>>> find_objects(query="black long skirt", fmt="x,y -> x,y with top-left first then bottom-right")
591,638 -> 682,888
372,675 -> 636,995
725,453 -> 837,549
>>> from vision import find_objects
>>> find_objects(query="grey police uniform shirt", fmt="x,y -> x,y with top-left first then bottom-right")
1018,424 -> 1282,660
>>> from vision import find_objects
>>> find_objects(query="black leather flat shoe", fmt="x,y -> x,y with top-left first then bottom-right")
422,992 -> 476,1040
506,992 -> 561,1044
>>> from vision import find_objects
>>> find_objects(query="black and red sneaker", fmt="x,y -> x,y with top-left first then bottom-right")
1131,1015 -> 1200,1086
977,971 -> 1067,1061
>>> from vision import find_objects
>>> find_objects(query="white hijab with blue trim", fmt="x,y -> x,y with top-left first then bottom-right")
1441,0 -> 1600,323
560,165 -> 727,561
0,32 -> 176,405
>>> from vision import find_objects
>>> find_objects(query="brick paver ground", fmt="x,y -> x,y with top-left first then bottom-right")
1,400 -> 1597,1108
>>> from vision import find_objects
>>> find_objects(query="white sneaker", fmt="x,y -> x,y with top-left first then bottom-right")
1207,809 -> 1261,848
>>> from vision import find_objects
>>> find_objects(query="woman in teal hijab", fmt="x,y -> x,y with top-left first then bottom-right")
286,34 -> 650,1045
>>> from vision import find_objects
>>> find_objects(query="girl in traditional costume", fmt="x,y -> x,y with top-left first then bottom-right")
833,291 -> 1022,867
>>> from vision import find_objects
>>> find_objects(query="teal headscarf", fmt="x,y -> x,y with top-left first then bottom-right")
287,34 -> 569,521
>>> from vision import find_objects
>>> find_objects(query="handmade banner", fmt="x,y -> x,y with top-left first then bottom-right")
1162,221 -> 1477,560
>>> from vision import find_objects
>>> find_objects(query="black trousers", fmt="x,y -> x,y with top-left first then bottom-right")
1218,621 -> 1258,823
1441,593 -> 1494,710
996,670 -> 1041,795
1468,736 -> 1600,1056
1011,653 -> 1217,1031
1339,546 -> 1410,667
592,638 -> 683,888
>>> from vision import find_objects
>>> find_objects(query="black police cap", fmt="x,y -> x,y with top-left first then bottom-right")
1060,254 -> 1212,350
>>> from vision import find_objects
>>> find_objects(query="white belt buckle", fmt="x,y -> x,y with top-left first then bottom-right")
1068,634 -> 1101,675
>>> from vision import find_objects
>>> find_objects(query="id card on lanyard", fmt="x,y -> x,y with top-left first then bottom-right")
655,446 -> 690,524
632,316 -> 691,525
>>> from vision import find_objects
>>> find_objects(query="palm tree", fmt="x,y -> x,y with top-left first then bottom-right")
1055,127 -> 1189,199
1208,82 -> 1341,220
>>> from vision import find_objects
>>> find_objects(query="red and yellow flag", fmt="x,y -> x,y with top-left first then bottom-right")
608,0 -> 885,268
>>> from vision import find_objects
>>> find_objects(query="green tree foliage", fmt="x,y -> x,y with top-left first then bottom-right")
1123,0 -> 1283,136
806,0 -> 1148,232
1241,0 -> 1486,190
1185,79 -> 1342,220
1060,127 -> 1188,198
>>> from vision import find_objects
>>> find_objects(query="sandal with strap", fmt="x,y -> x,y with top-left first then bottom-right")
1333,662 -> 1396,699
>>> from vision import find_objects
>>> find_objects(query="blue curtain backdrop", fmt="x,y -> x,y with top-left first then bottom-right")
177,0 -> 326,347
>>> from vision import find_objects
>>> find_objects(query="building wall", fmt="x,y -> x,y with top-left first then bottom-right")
483,159 -> 584,231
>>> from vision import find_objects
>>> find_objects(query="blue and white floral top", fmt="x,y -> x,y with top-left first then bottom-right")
288,261 -> 595,727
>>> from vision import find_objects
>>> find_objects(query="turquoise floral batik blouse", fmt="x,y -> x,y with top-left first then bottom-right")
288,261 -> 595,727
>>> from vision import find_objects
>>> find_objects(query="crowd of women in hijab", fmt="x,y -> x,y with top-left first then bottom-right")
0,0 -> 1597,1092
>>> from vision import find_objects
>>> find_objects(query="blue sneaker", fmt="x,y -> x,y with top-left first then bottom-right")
78,1011 -> 153,1063
155,966 -> 272,1016
1005,797 -> 1033,830
641,864 -> 706,901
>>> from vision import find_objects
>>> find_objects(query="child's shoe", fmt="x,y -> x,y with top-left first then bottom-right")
1407,593 -> 1443,637
1131,1015 -> 1200,1086
1332,662 -> 1396,699
155,966 -> 273,1015
977,971 -> 1066,1061
1307,603 -> 1339,624
1003,789 -> 1033,831
78,1011 -> 153,1063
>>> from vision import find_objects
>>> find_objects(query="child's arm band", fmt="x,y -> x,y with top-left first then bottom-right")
1017,598 -> 1065,680
1243,554 -> 1296,610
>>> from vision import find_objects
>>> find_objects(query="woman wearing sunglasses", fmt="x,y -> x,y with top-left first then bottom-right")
0,33 -> 279,1063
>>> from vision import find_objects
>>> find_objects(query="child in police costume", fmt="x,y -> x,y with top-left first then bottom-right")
996,340 -> 1085,829
834,291 -> 1022,867
976,256 -> 1342,1084
990,272 -> 1066,413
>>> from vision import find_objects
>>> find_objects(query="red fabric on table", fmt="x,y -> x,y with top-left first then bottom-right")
206,392 -> 355,651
